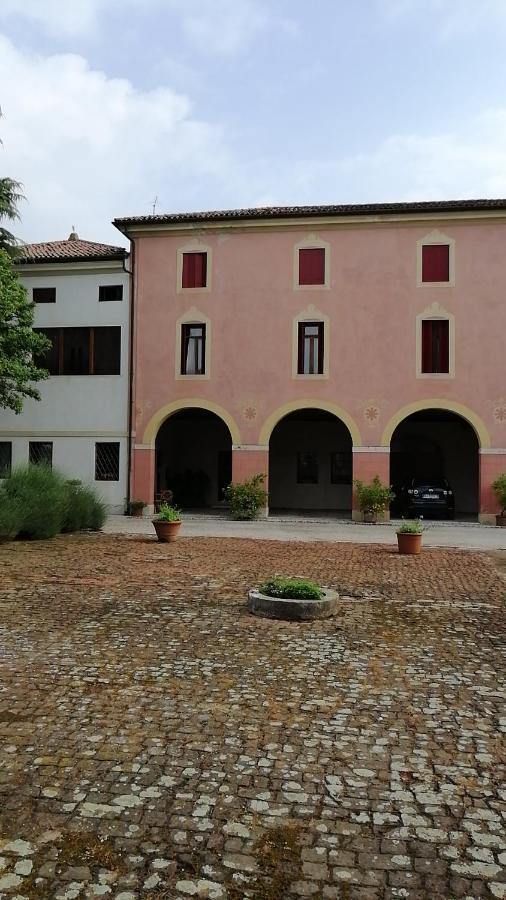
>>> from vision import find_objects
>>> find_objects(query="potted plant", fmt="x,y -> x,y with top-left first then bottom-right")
152,503 -> 182,542
354,475 -> 393,524
129,499 -> 147,518
248,576 -> 339,621
224,473 -> 267,520
491,473 -> 506,526
396,520 -> 423,555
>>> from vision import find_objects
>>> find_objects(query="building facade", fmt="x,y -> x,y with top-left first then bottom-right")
114,200 -> 506,523
0,234 -> 130,512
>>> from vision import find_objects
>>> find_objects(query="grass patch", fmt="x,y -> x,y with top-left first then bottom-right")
258,576 -> 324,600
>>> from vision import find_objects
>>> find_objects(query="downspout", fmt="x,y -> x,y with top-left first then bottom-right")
122,242 -> 135,511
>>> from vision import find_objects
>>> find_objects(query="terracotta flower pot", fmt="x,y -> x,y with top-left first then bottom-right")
397,532 -> 422,555
130,506 -> 144,518
496,514 -> 506,527
363,511 -> 377,524
153,520 -> 181,542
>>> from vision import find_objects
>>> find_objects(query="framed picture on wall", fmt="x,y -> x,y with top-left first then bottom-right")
297,451 -> 318,484
330,450 -> 352,484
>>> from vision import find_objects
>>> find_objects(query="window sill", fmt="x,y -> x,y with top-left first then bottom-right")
417,281 -> 454,288
416,372 -> 454,379
175,373 -> 210,381
292,373 -> 328,380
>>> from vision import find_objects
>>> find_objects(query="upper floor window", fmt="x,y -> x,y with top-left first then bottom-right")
99,285 -> 123,302
0,442 -> 12,478
181,323 -> 206,375
421,319 -> 449,373
29,441 -> 53,467
33,287 -> 56,303
297,321 -> 324,375
182,252 -> 207,289
298,248 -> 325,285
422,244 -> 450,283
34,326 -> 121,375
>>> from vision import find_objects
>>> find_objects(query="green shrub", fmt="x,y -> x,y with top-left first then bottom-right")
492,473 -> 506,514
3,465 -> 69,539
63,482 -> 106,532
258,576 -> 324,600
0,493 -> 24,542
353,475 -> 393,515
397,520 -> 423,534
224,473 -> 267,520
155,503 -> 181,522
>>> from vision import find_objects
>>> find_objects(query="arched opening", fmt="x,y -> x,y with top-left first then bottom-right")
268,409 -> 353,515
390,409 -> 479,519
155,408 -> 232,508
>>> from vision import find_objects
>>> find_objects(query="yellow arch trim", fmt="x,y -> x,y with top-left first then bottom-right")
258,400 -> 362,446
142,399 -> 241,447
381,399 -> 490,449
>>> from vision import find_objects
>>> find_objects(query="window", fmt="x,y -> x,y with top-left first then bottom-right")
29,442 -> 53,467
421,320 -> 449,373
330,451 -> 352,484
182,252 -> 207,289
299,248 -> 325,285
297,452 -> 318,484
33,287 -> 56,303
297,322 -> 324,374
0,442 -> 12,477
181,324 -> 206,375
33,327 -> 121,375
95,443 -> 120,481
99,284 -> 123,302
422,244 -> 450,282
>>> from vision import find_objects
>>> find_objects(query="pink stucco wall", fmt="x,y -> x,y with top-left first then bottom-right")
130,216 -> 506,514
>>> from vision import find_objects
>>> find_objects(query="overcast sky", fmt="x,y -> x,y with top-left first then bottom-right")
1,0 -> 506,246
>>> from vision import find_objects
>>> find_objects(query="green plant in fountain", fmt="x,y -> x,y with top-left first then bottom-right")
396,520 -> 423,534
224,472 -> 267,520
259,576 -> 325,600
354,474 -> 393,516
155,502 -> 181,522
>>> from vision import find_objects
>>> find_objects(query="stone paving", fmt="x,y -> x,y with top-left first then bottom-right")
0,533 -> 505,900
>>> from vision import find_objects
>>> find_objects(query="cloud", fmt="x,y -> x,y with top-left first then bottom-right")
383,0 -> 506,37
0,0 -> 295,52
0,35 -> 231,243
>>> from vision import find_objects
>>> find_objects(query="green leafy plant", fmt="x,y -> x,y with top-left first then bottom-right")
491,473 -> 506,515
63,482 -> 106,532
3,464 -> 69,539
224,473 -> 267,520
258,576 -> 324,601
397,520 -> 423,534
0,494 -> 24,542
155,502 -> 181,522
353,475 -> 393,515
128,498 -> 147,514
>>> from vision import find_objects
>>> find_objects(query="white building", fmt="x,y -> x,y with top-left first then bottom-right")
0,233 -> 130,512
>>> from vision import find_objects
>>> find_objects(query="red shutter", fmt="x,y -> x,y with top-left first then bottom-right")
436,320 -> 449,372
421,320 -> 432,372
182,252 -> 207,288
422,244 -> 450,282
299,248 -> 325,285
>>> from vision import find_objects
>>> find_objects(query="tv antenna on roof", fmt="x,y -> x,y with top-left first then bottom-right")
151,195 -> 158,215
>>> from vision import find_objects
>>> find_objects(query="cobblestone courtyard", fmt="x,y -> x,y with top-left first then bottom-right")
0,534 -> 505,900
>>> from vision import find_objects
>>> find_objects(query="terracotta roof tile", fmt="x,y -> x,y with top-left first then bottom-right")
113,198 -> 506,231
17,237 -> 128,264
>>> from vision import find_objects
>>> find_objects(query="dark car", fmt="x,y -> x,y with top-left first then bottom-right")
394,477 -> 455,519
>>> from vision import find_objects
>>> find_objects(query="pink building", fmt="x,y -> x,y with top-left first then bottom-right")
114,200 -> 506,523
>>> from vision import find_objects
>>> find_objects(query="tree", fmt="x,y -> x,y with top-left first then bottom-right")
0,176 -> 24,254
0,249 -> 50,413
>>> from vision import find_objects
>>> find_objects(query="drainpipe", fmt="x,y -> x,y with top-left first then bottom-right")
123,242 -> 135,512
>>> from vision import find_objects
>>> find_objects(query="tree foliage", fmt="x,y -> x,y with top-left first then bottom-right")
0,176 -> 24,254
0,249 -> 50,413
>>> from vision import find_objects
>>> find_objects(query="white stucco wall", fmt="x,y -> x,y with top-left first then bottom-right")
0,261 -> 130,512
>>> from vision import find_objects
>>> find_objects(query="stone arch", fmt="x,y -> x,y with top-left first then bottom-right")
142,399 -> 241,447
258,400 -> 362,447
381,400 -> 490,449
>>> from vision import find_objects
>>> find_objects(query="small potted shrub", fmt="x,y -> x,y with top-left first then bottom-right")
224,473 -> 267,520
354,475 -> 393,523
152,503 -> 182,542
129,499 -> 147,518
491,473 -> 506,526
396,520 -> 423,555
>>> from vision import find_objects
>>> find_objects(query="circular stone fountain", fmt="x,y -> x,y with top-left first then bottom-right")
247,588 -> 339,621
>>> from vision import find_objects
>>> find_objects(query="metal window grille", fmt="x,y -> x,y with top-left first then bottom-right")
0,442 -> 12,477
95,443 -> 120,481
29,442 -> 53,467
